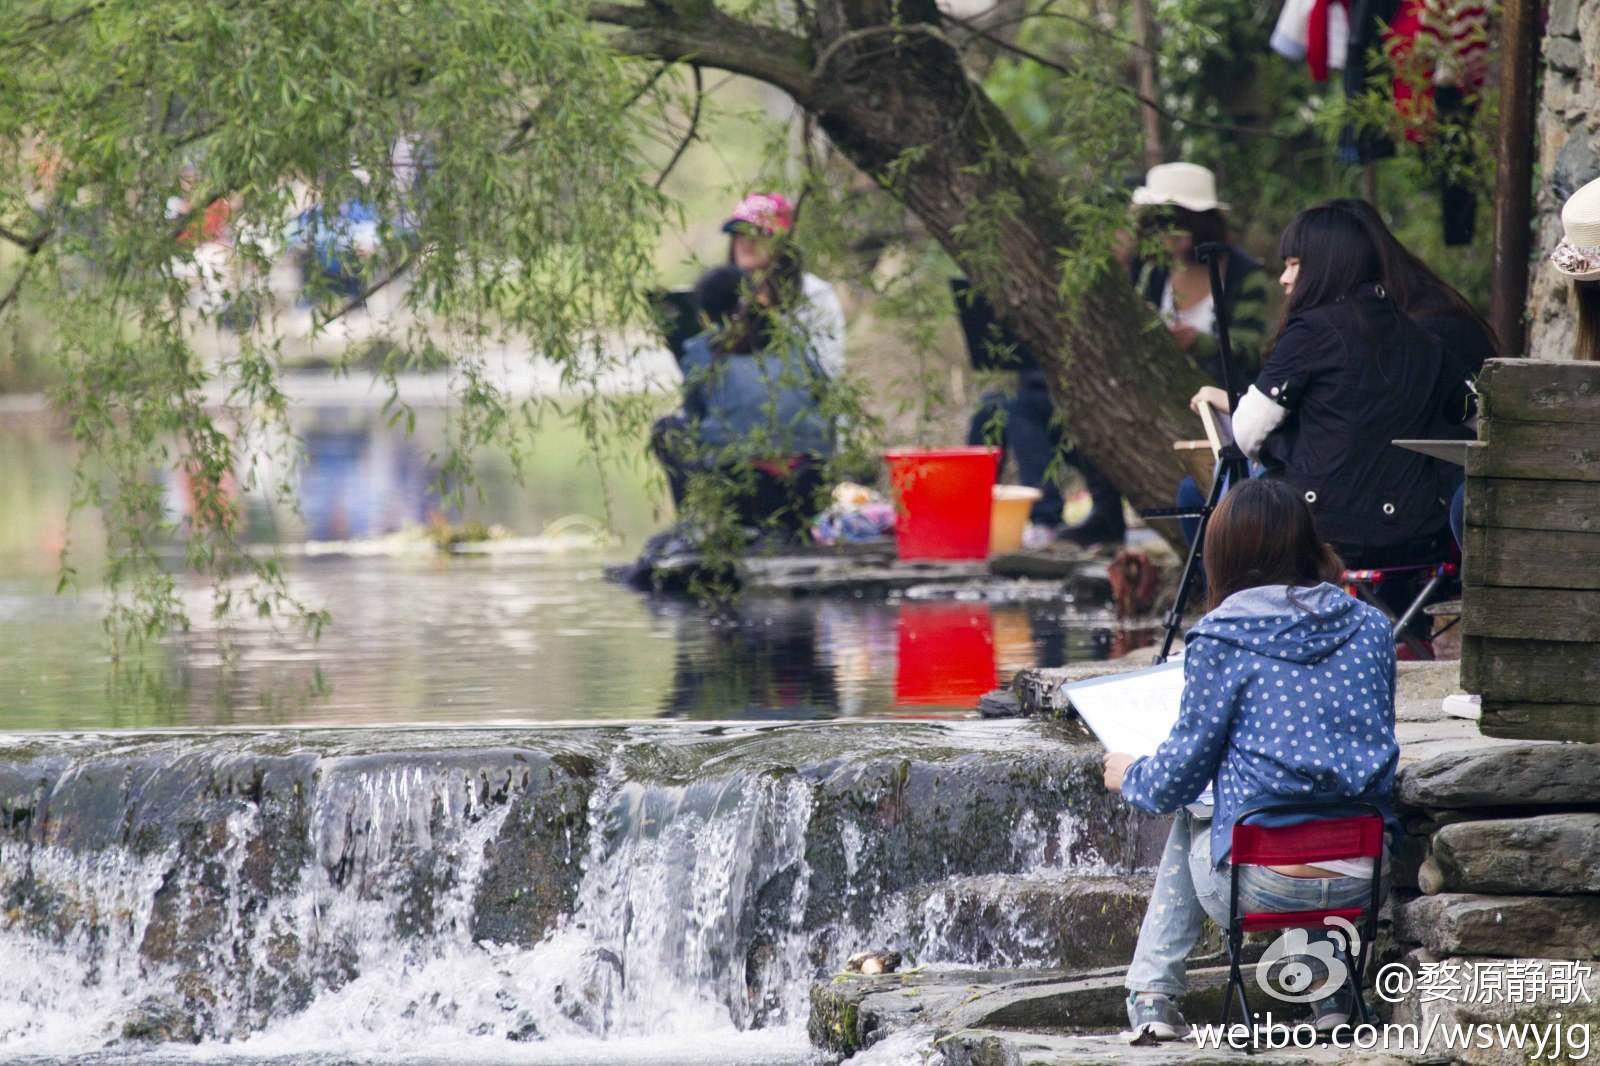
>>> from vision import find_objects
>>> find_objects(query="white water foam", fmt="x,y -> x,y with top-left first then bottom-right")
0,737 -> 1122,1062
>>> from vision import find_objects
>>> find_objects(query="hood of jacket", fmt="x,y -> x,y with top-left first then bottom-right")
1187,582 -> 1364,666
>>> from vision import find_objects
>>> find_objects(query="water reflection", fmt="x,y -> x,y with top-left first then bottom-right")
298,415 -> 436,540
0,400 -> 1153,729
894,603 -> 996,709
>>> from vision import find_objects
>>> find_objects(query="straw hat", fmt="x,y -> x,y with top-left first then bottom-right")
1132,162 -> 1228,213
1550,176 -> 1600,280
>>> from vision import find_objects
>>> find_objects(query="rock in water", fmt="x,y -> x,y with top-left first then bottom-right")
846,949 -> 902,975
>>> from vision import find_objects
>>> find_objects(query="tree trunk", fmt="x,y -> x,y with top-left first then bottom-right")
1132,0 -> 1164,171
594,1 -> 1208,546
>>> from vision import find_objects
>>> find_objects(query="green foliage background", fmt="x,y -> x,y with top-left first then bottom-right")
0,0 -> 1501,643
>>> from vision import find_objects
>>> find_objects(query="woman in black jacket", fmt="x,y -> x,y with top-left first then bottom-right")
1193,200 -> 1492,643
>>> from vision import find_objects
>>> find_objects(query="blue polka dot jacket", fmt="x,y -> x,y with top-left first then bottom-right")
1120,582 -> 1399,866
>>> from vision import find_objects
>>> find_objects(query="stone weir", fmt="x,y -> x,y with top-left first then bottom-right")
0,721 -> 1166,1055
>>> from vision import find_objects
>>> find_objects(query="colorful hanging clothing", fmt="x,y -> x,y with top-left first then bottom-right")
1272,0 -> 1350,81
1387,0 -> 1490,133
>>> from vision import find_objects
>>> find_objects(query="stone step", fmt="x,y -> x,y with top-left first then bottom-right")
1399,742 -> 1600,810
1423,812 -> 1600,894
1395,892 -> 1600,958
899,872 -> 1156,972
815,963 -> 1274,1058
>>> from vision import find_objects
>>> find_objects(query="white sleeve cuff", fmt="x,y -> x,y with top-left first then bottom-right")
1232,385 -> 1288,460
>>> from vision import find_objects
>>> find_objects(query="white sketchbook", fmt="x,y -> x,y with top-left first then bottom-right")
1062,662 -> 1214,815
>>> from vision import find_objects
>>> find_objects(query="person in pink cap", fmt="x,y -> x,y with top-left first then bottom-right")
723,192 -> 847,378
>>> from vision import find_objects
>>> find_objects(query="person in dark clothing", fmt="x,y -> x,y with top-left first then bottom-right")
1191,200 -> 1491,646
652,262 -> 833,538
967,373 -> 1066,532
958,294 -> 1121,545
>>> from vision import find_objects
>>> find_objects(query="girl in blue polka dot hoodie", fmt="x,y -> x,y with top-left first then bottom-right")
1105,478 -> 1399,1040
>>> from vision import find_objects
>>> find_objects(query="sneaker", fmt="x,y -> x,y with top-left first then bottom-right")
1310,983 -> 1354,1034
1126,991 -> 1187,1041
1442,693 -> 1482,720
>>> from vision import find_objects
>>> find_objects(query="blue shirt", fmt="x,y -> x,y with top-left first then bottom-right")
1120,583 -> 1398,866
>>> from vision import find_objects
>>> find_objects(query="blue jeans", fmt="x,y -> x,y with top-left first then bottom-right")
1176,476 -> 1207,547
1125,810 -> 1380,997
1176,463 -> 1266,546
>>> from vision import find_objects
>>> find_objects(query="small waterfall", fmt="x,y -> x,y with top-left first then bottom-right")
0,841 -> 174,1051
0,724 -> 1156,1059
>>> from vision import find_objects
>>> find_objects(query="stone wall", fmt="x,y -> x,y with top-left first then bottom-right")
1528,0 -> 1600,359
1388,744 -> 1600,1065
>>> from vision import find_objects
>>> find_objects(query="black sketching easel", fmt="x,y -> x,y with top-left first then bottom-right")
1146,242 -> 1251,664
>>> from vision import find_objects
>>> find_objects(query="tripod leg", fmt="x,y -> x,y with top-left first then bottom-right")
1156,460 -> 1232,662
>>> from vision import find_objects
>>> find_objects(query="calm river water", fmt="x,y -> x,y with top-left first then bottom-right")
0,395 -> 1140,730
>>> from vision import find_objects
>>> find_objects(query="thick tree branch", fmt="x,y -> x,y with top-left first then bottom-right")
588,3 -> 816,103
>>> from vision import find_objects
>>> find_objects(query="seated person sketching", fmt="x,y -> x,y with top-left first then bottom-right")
1102,479 -> 1397,1040
1189,200 -> 1485,649
651,262 -> 833,536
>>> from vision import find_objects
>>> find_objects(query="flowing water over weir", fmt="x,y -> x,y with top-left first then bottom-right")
0,722 -> 1161,1062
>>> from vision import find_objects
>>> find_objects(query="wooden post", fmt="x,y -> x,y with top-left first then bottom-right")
1490,0 -> 1539,357
1465,359 -> 1600,741
1132,0 -> 1163,170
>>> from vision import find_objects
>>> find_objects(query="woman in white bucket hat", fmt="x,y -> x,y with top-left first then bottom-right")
1549,175 -> 1600,360
1130,163 -> 1270,547
1129,163 -> 1268,388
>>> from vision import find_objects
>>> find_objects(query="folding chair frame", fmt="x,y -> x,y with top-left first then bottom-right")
1221,802 -> 1386,1036
1343,562 -> 1458,661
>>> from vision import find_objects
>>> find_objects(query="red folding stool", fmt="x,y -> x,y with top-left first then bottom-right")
1223,803 -> 1386,1029
1342,561 -> 1458,660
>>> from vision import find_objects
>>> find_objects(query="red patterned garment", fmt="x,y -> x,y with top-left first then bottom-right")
1386,0 -> 1491,139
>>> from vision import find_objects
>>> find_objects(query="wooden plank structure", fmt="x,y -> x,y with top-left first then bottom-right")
1460,359 -> 1600,740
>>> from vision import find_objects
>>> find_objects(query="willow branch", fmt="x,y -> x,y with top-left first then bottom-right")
654,66 -> 703,190
967,4 -> 1147,52
0,258 -> 38,313
319,255 -> 415,326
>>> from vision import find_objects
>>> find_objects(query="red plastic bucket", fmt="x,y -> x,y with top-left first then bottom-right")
884,446 -> 1001,560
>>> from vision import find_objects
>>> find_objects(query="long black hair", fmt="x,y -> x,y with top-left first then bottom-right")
1277,203 -> 1384,317
1278,198 -> 1498,353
